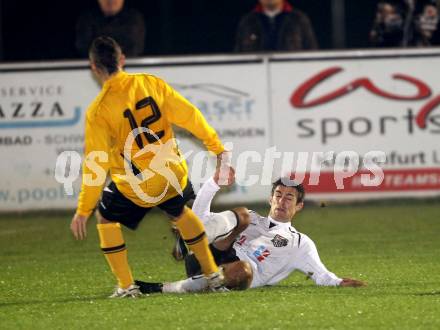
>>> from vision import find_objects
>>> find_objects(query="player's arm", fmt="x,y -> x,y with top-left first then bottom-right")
191,177 -> 220,223
71,107 -> 111,240
159,79 -> 235,184
294,234 -> 365,287
160,79 -> 225,156
192,166 -> 235,222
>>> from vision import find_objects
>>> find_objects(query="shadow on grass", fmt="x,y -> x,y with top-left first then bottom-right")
0,290 -> 197,308
2,286 -> 439,308
252,284 -> 440,298
414,291 -> 440,296
0,295 -> 109,308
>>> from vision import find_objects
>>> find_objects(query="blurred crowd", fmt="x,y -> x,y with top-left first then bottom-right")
370,0 -> 440,47
2,0 -> 440,61
75,0 -> 318,58
78,0 -> 440,58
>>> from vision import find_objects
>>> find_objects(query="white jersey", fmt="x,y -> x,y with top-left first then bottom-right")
192,178 -> 342,288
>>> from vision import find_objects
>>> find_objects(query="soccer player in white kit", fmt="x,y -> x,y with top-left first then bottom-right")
136,169 -> 364,293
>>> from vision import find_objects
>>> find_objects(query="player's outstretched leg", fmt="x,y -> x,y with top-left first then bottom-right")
135,260 -> 253,294
96,211 -> 140,297
173,206 -> 226,291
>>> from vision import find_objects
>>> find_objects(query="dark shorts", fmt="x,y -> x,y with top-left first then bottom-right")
184,244 -> 240,277
98,180 -> 196,230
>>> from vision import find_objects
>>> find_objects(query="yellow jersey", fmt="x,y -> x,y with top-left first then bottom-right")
76,71 -> 224,216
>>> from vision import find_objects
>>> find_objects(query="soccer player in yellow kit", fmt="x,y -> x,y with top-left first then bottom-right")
70,36 -> 231,297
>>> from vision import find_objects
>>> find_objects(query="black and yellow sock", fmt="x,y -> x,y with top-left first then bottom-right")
175,207 -> 219,276
97,223 -> 133,289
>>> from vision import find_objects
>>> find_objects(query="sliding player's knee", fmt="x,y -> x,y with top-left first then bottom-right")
224,261 -> 253,290
232,207 -> 250,231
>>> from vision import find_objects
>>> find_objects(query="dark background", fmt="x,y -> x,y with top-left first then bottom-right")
0,0 -> 403,61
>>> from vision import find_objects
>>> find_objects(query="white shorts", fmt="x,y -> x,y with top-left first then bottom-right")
203,211 -> 238,243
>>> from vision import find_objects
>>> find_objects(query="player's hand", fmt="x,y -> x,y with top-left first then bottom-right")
215,152 -> 235,186
339,278 -> 366,287
70,213 -> 89,240
216,151 -> 232,166
214,166 -> 235,186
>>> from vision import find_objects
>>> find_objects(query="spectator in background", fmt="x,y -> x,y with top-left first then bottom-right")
370,1 -> 405,47
76,0 -> 145,58
235,0 -> 318,52
413,0 -> 440,45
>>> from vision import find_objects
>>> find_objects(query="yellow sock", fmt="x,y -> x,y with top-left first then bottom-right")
175,207 -> 219,275
97,223 -> 133,289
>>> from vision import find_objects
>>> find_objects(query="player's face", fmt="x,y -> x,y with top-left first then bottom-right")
269,185 -> 303,222
98,0 -> 124,17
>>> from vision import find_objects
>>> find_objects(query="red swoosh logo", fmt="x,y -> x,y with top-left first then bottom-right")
290,66 -> 440,129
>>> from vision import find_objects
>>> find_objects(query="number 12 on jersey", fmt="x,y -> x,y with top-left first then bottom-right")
123,96 -> 165,149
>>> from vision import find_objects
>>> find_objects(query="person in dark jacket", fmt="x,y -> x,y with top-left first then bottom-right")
369,1 -> 405,47
413,1 -> 440,46
76,0 -> 145,58
235,0 -> 318,52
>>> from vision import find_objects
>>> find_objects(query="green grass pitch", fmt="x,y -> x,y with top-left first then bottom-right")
1,201 -> 439,329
